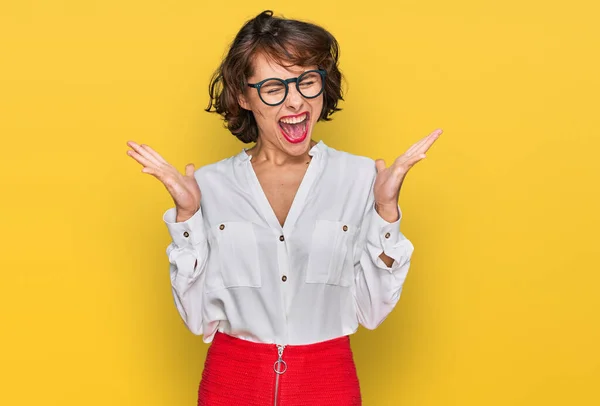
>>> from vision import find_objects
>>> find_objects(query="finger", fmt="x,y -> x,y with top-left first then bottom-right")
185,163 -> 195,177
141,144 -> 168,164
127,141 -> 161,167
404,129 -> 441,157
405,129 -> 442,157
141,166 -> 156,175
394,153 -> 426,173
412,129 -> 442,156
404,134 -> 433,157
375,159 -> 386,174
127,149 -> 155,169
139,144 -> 162,166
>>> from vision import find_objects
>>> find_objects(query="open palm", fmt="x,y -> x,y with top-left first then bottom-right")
374,129 -> 443,208
126,141 -> 201,219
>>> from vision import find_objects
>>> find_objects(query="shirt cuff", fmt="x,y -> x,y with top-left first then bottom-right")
365,203 -> 412,272
163,207 -> 207,249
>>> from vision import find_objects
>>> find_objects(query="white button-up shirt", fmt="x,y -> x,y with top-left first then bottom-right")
163,140 -> 414,345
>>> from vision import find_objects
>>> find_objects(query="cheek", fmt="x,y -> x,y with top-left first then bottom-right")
258,108 -> 278,123
247,98 -> 268,119
310,96 -> 325,119
250,103 -> 278,126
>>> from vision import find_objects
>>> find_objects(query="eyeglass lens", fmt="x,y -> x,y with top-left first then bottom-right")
259,71 -> 323,105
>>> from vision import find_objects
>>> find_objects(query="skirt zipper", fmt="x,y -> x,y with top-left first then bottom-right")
273,344 -> 287,406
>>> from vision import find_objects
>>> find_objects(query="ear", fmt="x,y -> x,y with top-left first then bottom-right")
238,91 -> 251,111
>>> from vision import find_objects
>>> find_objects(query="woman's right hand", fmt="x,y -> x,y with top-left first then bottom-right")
126,141 -> 201,222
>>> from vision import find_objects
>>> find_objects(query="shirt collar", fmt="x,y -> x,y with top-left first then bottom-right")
235,140 -> 326,163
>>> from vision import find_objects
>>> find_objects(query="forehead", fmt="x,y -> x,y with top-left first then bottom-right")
249,52 -> 316,81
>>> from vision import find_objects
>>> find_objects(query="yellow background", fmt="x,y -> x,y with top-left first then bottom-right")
1,1 -> 599,405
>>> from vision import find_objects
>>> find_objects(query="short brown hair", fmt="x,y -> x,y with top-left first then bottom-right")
205,10 -> 344,143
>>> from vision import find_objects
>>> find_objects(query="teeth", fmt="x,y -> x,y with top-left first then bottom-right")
279,113 -> 307,124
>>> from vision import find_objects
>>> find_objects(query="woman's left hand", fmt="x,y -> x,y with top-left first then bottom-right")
373,129 -> 443,221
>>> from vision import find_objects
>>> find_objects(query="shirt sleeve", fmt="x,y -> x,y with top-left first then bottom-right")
352,168 -> 415,330
163,206 -> 209,335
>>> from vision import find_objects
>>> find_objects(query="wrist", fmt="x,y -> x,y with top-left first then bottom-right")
176,208 -> 198,223
375,202 -> 399,223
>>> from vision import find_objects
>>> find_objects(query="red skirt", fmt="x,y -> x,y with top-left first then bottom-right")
198,331 -> 362,405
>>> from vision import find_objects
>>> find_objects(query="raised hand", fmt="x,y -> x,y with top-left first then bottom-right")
126,141 -> 201,222
373,129 -> 443,221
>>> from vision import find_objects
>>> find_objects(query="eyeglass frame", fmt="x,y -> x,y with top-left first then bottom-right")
246,69 -> 327,106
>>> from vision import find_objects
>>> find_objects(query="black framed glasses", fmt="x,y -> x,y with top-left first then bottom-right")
247,69 -> 327,106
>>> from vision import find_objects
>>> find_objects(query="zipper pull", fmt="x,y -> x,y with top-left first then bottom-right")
274,345 -> 287,374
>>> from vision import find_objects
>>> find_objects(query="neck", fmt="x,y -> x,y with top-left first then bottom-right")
247,137 -> 317,166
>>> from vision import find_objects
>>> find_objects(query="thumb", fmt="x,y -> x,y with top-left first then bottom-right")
185,163 -> 195,177
375,159 -> 386,174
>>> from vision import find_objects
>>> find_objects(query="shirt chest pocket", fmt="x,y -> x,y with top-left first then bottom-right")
212,221 -> 261,288
305,220 -> 357,287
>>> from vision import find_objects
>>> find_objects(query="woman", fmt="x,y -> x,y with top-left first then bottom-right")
127,10 -> 441,406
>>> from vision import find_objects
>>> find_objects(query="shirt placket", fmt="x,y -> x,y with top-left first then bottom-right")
243,146 -> 325,343
277,231 -> 291,341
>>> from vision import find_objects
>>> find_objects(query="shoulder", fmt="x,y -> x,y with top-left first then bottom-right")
192,153 -> 240,186
194,157 -> 232,176
322,143 -> 377,178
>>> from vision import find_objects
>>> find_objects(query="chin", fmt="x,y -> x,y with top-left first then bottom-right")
277,127 -> 314,156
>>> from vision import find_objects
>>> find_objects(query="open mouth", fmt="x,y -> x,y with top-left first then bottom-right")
278,112 -> 309,144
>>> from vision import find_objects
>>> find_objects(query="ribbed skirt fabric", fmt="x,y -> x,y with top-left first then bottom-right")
197,331 -> 362,405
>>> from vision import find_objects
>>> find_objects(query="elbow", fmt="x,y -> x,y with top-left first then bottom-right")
360,314 -> 387,330
184,318 -> 203,336
356,305 -> 388,330
356,295 -> 398,330
174,297 -> 204,336
361,320 -> 379,331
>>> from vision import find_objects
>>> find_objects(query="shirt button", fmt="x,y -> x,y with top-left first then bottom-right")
183,231 -> 189,238
343,225 -> 348,232
385,232 -> 391,239
219,224 -> 225,230
281,275 -> 287,282
279,235 -> 285,242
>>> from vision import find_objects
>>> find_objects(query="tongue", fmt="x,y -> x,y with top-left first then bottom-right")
280,121 -> 306,140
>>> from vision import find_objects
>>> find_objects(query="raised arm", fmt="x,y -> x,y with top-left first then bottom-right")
126,141 -> 207,334
353,129 -> 443,329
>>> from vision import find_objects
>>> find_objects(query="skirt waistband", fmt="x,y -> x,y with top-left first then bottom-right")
200,331 -> 361,405
212,331 -> 351,357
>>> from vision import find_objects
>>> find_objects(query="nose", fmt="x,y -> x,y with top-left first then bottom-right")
284,84 -> 304,110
